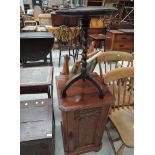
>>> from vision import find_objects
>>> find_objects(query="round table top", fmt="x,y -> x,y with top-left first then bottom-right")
56,6 -> 117,17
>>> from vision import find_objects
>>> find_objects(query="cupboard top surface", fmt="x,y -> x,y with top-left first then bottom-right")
56,73 -> 114,111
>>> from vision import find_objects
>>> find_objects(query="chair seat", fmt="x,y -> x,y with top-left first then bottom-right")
109,107 -> 134,148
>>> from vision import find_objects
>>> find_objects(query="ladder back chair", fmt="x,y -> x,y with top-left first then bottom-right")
97,51 -> 134,80
53,25 -> 80,67
104,67 -> 134,155
70,26 -> 82,60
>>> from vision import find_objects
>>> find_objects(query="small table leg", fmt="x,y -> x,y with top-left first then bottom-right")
50,51 -> 53,66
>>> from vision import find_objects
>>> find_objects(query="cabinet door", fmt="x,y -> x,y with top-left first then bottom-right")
74,108 -> 101,148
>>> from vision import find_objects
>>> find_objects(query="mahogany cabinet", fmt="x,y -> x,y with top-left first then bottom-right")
56,73 -> 114,155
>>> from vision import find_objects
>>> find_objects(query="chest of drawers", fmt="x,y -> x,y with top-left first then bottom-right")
106,29 -> 134,53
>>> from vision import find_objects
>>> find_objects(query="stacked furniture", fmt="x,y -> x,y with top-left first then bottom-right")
20,66 -> 55,155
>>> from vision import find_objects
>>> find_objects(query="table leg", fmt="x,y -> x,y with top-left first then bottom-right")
61,16 -> 104,98
48,86 -> 51,98
50,51 -> 53,66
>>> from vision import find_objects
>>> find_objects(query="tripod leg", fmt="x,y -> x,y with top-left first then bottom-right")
61,73 -> 82,97
86,74 -> 104,98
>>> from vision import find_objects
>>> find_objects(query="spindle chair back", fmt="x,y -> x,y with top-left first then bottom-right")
104,67 -> 134,155
97,51 -> 134,80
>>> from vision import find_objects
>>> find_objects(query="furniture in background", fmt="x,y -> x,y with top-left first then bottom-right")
22,20 -> 37,32
32,0 -> 42,19
103,0 -> 119,7
56,73 -> 113,155
20,66 -> 53,99
86,0 -> 103,6
20,99 -> 55,155
24,20 -> 37,26
52,25 -> 80,67
104,67 -> 134,155
105,29 -> 134,53
20,15 -> 24,30
112,0 -> 134,24
88,17 -> 111,46
89,33 -> 109,51
20,15 -> 37,32
51,13 -> 79,27
38,14 -> 52,26
20,32 -> 54,66
34,5 -> 42,18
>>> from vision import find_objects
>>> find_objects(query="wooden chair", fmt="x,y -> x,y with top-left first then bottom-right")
97,51 -> 134,80
52,25 -> 80,67
104,67 -> 134,155
71,26 -> 82,60
21,15 -> 37,32
38,14 -> 52,26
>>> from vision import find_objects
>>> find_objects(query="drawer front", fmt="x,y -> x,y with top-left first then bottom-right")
113,41 -> 134,50
115,34 -> 134,41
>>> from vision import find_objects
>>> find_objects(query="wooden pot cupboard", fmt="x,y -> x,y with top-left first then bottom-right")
56,73 -> 114,155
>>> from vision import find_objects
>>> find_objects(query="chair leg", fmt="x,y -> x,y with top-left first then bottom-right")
106,126 -> 117,155
76,49 -> 79,60
116,144 -> 126,155
69,49 -> 71,58
59,50 -> 61,67
50,51 -> 53,66
73,49 -> 75,63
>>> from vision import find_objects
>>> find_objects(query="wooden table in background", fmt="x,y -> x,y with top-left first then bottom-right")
56,73 -> 114,155
20,32 -> 54,66
105,29 -> 134,52
20,66 -> 53,98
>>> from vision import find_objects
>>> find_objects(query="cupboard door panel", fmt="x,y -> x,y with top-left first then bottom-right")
75,108 -> 100,148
